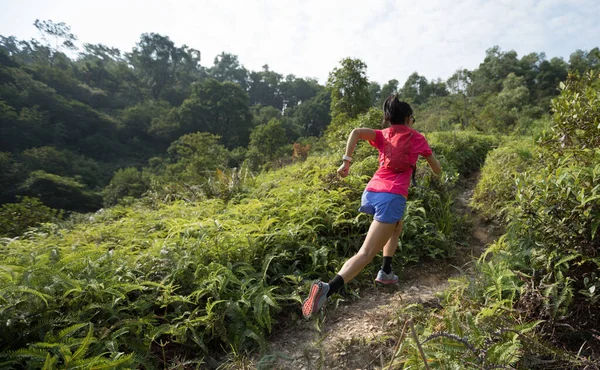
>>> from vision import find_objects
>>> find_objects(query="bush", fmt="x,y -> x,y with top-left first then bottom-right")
426,130 -> 499,176
405,69 -> 600,368
0,196 -> 63,237
471,139 -> 541,221
549,70 -> 600,152
0,128 -> 499,367
18,171 -> 102,212
102,167 -> 151,206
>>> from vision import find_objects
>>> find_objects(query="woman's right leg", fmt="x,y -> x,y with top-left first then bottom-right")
302,219 -> 396,318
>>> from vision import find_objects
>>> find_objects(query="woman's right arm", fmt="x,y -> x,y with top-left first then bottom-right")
337,128 -> 377,177
424,154 -> 442,175
343,128 -> 376,158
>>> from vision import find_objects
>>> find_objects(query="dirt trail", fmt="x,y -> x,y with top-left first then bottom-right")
261,173 -> 495,370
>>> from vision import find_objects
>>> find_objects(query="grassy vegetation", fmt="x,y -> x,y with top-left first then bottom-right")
0,130 -> 497,368
388,71 -> 600,369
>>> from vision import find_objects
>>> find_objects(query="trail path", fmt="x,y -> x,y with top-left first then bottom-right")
261,173 -> 496,370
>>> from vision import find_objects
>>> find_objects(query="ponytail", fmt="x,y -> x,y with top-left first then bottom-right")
382,95 -> 412,125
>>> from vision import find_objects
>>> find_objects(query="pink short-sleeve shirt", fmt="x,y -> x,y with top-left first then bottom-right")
365,125 -> 433,198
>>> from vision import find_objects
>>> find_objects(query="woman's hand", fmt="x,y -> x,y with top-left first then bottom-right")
337,161 -> 351,177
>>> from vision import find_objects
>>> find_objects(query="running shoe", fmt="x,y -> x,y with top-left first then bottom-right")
302,280 -> 329,318
375,269 -> 399,284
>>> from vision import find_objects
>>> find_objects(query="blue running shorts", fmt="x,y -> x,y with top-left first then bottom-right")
358,190 -> 407,224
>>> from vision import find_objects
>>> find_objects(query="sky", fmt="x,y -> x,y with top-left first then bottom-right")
1,0 -> 599,86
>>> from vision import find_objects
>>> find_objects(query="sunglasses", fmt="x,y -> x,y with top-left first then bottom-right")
410,115 -> 416,123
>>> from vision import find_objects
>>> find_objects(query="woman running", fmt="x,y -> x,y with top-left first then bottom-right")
302,95 -> 442,318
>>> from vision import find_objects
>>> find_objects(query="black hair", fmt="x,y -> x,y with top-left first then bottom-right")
382,94 -> 412,125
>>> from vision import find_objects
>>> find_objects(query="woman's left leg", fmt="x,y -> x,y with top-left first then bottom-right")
337,219 -> 397,282
377,220 -> 403,284
383,220 -> 403,257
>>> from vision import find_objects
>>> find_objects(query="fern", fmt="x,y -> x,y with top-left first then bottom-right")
70,325 -> 94,363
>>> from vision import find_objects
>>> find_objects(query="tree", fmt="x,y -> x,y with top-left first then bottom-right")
327,58 -> 370,119
398,72 -> 447,106
119,100 -> 172,142
368,81 -> 381,107
127,33 -> 202,101
102,167 -> 150,206
165,132 -> 229,181
252,105 -> 282,126
248,65 -> 283,109
287,89 -> 331,137
209,52 -> 249,89
447,69 -> 472,127
569,48 -> 600,74
33,19 -> 78,67
0,196 -> 62,237
246,119 -> 288,169
535,57 -> 568,107
21,146 -> 70,175
479,73 -> 530,131
377,79 -> 399,106
280,74 -> 322,109
470,46 -> 521,95
177,79 -> 253,148
18,171 -> 102,212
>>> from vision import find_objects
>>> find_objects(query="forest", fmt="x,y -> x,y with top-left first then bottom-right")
0,19 -> 599,369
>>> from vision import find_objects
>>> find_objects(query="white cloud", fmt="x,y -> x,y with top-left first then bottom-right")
1,0 -> 598,86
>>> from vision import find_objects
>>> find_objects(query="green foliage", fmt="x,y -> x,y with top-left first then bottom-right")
0,196 -> 62,237
178,79 -> 253,149
126,33 -> 201,102
478,72 -> 535,132
246,119 -> 289,170
3,23 -> 599,368
435,68 -> 600,368
209,52 -> 249,90
425,131 -> 499,176
549,70 -> 600,152
19,171 -> 102,213
327,58 -> 370,120
398,72 -> 448,106
284,89 -> 331,137
0,127 -> 497,366
248,65 -> 283,109
508,154 -> 600,313
471,140 -> 540,221
102,167 -> 150,207
0,151 -> 24,201
1,323 -> 134,369
119,100 -> 172,142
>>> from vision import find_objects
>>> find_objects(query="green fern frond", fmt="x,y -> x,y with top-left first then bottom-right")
89,353 -> 135,369
4,347 -> 49,360
71,325 -> 95,362
41,353 -> 58,369
12,286 -> 51,306
47,323 -> 88,343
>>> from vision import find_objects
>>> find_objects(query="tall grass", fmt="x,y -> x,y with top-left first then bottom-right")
0,131 -> 498,368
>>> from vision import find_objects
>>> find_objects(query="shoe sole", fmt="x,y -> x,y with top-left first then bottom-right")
375,278 -> 398,285
302,282 -> 323,318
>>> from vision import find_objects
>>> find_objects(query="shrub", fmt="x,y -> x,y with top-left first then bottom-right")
18,171 -> 102,212
0,129 -> 499,366
102,167 -> 150,206
0,196 -> 62,237
471,139 -> 541,221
